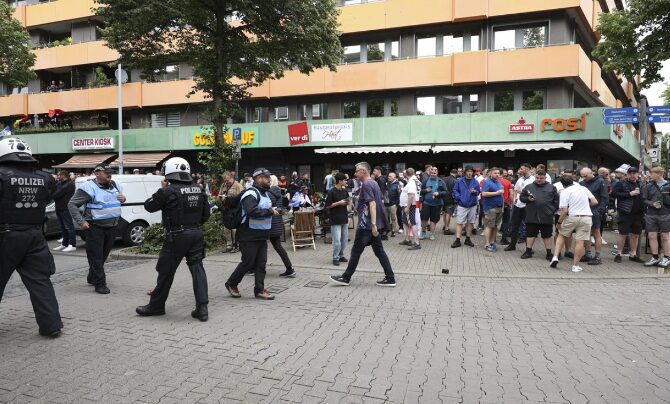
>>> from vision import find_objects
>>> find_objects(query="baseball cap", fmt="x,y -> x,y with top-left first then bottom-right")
615,164 -> 630,174
627,166 -> 639,173
252,167 -> 271,178
93,165 -> 113,173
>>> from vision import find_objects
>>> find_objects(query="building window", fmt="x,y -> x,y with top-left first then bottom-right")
494,23 -> 548,50
151,112 -> 180,128
391,99 -> 399,116
443,34 -> 463,55
299,103 -> 328,120
442,95 -> 463,114
367,42 -> 385,62
391,40 -> 400,60
253,107 -> 262,122
493,91 -> 514,111
416,96 -> 436,115
343,45 -> 361,64
468,94 -> 479,113
164,65 -> 179,81
274,106 -> 289,121
343,101 -> 360,118
366,99 -> 385,117
522,90 -> 545,110
470,33 -> 480,51
416,36 -> 437,58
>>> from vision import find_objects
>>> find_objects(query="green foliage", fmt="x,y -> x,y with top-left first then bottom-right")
96,0 -> 343,144
663,85 -> 670,106
0,2 -> 37,87
135,223 -> 165,255
593,0 -> 670,89
196,131 -> 237,177
52,40 -> 61,47
135,211 -> 228,255
88,66 -> 114,88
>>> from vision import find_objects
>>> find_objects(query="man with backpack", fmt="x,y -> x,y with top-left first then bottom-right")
68,165 -> 126,295
224,168 -> 280,300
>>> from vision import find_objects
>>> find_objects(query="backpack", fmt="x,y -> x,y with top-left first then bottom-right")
221,187 -> 260,230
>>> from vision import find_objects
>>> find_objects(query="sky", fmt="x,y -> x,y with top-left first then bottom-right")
642,60 -> 670,134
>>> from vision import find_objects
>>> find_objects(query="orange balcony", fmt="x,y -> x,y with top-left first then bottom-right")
452,51 -> 487,85
25,0 -> 97,27
339,0 -> 453,34
27,83 -> 141,115
0,94 -> 28,117
142,80 -> 207,107
11,5 -> 26,26
33,41 -> 118,71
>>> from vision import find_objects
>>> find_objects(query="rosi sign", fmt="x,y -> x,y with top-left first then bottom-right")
541,113 -> 586,132
72,137 -> 114,150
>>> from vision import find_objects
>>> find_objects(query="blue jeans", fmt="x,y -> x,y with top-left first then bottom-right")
331,224 -> 348,260
56,209 -> 76,247
342,228 -> 395,282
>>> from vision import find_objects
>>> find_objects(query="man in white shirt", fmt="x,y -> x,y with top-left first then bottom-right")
398,168 -> 421,250
504,163 -> 535,251
552,169 -> 575,260
551,174 -> 598,272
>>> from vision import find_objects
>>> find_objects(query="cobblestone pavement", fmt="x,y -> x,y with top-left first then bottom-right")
2,246 -> 669,403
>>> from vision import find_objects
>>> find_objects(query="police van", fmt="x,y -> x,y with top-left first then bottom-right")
71,174 -> 165,246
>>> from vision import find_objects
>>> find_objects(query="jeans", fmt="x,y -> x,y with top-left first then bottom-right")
56,209 -> 76,247
342,229 -> 395,282
331,224 -> 348,260
227,240 -> 268,295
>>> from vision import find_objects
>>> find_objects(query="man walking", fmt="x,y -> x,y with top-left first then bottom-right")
325,172 -> 351,266
481,167 -> 505,252
385,172 -> 400,237
372,166 -> 389,239
69,165 -> 126,294
399,168 -> 421,250
579,167 -> 609,265
330,162 -> 396,286
504,163 -> 535,251
451,166 -> 480,248
612,167 -> 645,263
642,166 -> 670,268
442,169 -> 458,235
519,169 -> 558,261
52,170 -> 76,252
420,167 -> 446,241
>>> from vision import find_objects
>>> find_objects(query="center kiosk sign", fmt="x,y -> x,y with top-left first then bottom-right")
72,137 -> 114,150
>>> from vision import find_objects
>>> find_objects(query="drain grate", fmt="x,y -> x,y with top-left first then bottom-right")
304,281 -> 328,288
266,285 -> 288,294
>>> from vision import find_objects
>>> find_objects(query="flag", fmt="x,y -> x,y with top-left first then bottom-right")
0,126 -> 11,138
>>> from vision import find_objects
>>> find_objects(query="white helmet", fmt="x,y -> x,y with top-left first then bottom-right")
0,138 -> 37,163
161,157 -> 191,182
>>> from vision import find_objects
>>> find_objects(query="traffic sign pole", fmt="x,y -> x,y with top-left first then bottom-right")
639,98 -> 647,172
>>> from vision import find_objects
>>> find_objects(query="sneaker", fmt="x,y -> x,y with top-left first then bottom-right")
503,244 -> 516,252
545,251 -> 553,261
225,282 -> 241,298
191,304 -> 208,321
408,243 -> 421,250
644,257 -> 660,267
443,229 -> 454,235
571,265 -> 583,273
52,245 -> 65,251
484,245 -> 491,252
658,257 -> 670,268
429,234 -> 436,241
135,304 -> 166,317
590,236 -> 595,244
451,239 -> 462,248
601,238 -> 608,245
332,259 -> 340,266
490,244 -> 497,253
339,257 -> 348,262
420,231 -> 426,240
565,252 -> 574,259
376,278 -> 396,287
398,229 -> 404,234
580,253 -> 593,263
279,269 -> 296,277
57,238 -> 63,244
550,257 -> 559,268
390,232 -> 396,237
399,240 -> 412,246
587,256 -> 602,265
499,238 -> 510,245
464,238 -> 474,247
94,284 -> 110,294
614,254 -> 622,263
557,253 -> 563,260
629,256 -> 644,263
62,245 -> 77,252
255,289 -> 275,300
39,329 -> 61,338
520,251 -> 533,259
329,275 -> 349,286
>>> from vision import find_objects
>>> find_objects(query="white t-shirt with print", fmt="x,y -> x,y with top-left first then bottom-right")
400,175 -> 419,207
514,175 -> 535,208
559,184 -> 595,216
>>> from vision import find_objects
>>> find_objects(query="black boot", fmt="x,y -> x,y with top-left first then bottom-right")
191,304 -> 208,322
135,304 -> 165,316
499,237 -> 510,245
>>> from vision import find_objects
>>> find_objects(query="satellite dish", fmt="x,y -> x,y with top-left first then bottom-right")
114,69 -> 129,84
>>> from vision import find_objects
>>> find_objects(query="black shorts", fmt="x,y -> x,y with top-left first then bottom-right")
526,223 -> 553,239
403,206 -> 418,226
442,203 -> 455,215
421,204 -> 441,223
618,213 -> 643,235
590,211 -> 602,230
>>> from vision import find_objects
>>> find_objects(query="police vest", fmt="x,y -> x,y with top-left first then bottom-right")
241,188 -> 272,230
0,166 -> 53,226
81,179 -> 122,221
164,183 -> 205,229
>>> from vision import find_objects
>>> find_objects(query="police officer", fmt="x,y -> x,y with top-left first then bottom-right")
0,138 -> 62,337
135,157 -> 211,321
68,165 -> 126,294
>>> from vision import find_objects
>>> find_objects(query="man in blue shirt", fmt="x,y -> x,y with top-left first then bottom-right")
420,167 -> 447,241
481,167 -> 505,252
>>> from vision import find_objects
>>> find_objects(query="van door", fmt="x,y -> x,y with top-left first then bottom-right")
143,178 -> 163,225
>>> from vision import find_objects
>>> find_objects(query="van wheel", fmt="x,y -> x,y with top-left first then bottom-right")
124,221 -> 148,246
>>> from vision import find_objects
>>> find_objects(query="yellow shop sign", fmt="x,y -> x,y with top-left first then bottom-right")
192,128 -> 257,147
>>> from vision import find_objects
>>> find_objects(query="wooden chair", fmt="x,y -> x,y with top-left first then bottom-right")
291,211 -> 316,251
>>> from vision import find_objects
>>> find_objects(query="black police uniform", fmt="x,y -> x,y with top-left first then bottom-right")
139,180 -> 210,318
0,161 -> 62,336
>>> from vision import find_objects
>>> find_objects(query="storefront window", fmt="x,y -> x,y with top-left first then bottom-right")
343,45 -> 361,64
367,42 -> 385,62
416,96 -> 436,115
493,91 -> 514,111
442,95 -> 463,114
366,99 -> 385,117
416,36 -> 437,58
343,101 -> 360,118
522,90 -> 545,110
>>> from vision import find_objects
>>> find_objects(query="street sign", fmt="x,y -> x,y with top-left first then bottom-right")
232,127 -> 242,141
649,148 -> 659,158
648,115 -> 670,123
648,106 -> 670,115
603,116 -> 638,125
602,107 -> 639,117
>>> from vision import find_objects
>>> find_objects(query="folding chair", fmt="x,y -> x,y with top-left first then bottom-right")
291,211 -> 316,251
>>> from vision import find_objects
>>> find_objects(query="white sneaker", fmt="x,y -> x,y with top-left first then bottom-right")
398,229 -> 403,234
571,265 -> 583,273
657,257 -> 670,268
52,245 -> 65,251
644,257 -> 660,267
62,245 -> 77,252
57,238 -> 63,243
601,238 -> 608,245
590,236 -> 595,244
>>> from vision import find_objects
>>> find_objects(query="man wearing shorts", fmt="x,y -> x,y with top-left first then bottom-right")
551,174 -> 598,272
643,166 -> 670,268
579,167 -> 609,265
481,167 -> 505,252
451,166 -> 480,248
519,169 -> 558,261
442,169 -> 458,235
398,168 -> 421,250
420,167 -> 446,241
612,166 -> 645,263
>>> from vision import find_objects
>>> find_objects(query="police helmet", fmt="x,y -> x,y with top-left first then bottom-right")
0,138 -> 37,163
161,157 -> 191,182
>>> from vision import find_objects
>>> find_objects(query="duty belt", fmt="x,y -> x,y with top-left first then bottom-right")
167,224 -> 200,233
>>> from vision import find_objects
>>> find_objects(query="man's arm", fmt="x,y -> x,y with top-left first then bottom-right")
144,188 -> 168,213
200,192 -> 211,223
68,188 -> 92,226
557,207 -> 568,224
370,200 -> 378,235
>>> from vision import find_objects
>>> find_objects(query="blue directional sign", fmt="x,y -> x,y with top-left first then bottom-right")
602,107 -> 639,117
648,106 -> 670,115
603,115 -> 638,125
649,115 -> 670,123
232,127 -> 242,141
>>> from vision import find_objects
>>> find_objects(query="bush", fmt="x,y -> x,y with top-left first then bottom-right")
134,210 -> 227,255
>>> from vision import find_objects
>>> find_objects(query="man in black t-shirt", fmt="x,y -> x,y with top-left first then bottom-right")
325,172 -> 351,266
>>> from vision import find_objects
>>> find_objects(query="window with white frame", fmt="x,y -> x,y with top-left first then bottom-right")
274,106 -> 289,121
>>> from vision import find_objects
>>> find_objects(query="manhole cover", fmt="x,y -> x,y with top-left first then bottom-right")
266,285 -> 288,294
304,281 -> 328,288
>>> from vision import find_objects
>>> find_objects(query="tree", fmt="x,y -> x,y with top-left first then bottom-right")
593,0 -> 670,89
663,85 -> 670,105
0,2 -> 36,88
96,0 -> 342,146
